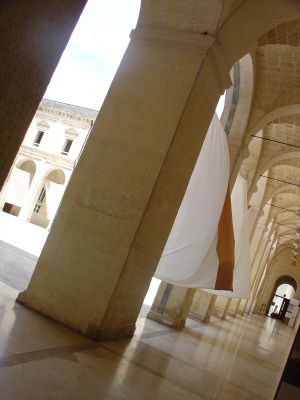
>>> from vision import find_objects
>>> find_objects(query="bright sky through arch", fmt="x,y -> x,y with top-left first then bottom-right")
44,0 -> 141,110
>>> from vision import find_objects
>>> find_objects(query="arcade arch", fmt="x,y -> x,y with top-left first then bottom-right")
16,159 -> 37,185
30,168 -> 65,228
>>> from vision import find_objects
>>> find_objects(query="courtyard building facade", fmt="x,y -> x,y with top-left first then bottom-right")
0,99 -> 97,228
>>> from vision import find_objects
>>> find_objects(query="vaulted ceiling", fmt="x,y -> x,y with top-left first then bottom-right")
240,19 -> 300,266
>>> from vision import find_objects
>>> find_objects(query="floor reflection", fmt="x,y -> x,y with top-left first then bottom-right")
0,281 -> 296,400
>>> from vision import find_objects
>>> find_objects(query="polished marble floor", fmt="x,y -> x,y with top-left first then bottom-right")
0,281 -> 296,400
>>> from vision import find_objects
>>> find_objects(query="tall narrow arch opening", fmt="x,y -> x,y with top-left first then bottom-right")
267,276 -> 297,318
3,159 -> 37,217
30,169 -> 65,228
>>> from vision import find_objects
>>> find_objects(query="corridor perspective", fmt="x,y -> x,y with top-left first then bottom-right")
1,1 -> 300,399
0,280 -> 295,400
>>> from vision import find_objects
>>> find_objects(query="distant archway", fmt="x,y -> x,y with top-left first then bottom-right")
30,169 -> 65,228
267,276 -> 297,317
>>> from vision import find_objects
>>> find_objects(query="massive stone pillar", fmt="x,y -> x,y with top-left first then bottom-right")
18,28 -> 231,340
0,0 -> 87,189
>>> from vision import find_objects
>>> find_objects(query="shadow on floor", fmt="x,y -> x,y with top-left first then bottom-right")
0,240 -> 37,291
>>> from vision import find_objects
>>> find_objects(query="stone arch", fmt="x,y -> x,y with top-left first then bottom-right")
274,275 -> 297,293
138,1 -> 300,66
258,19 -> 300,47
16,159 -> 36,185
217,0 -> 300,66
263,185 -> 299,205
248,105 -> 300,137
268,200 -> 300,220
266,274 -> 297,315
46,168 -> 65,184
272,214 -> 299,230
257,152 -> 300,177
278,235 -> 295,244
250,151 -> 300,196
273,245 -> 292,259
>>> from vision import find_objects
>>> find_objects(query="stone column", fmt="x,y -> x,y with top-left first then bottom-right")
189,292 -> 218,324
250,221 -> 266,265
252,262 -> 273,315
244,229 -> 269,313
189,290 -> 216,323
248,205 -> 260,241
221,298 -> 232,320
233,299 -> 242,316
248,242 -> 273,313
203,295 -> 218,323
189,289 -> 217,323
148,281 -> 199,328
18,29 -> 231,340
0,0 -> 87,189
147,283 -> 196,329
237,299 -> 247,315
251,244 -> 275,314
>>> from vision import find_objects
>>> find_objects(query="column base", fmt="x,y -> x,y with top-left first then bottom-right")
147,309 -> 185,329
86,323 -> 136,341
17,291 -> 136,341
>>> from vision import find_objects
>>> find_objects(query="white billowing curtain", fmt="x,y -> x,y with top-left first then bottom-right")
154,114 -> 230,287
205,174 -> 251,298
45,179 -> 65,220
5,167 -> 30,207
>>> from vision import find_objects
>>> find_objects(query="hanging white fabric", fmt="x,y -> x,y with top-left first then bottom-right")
5,167 -> 30,207
205,174 -> 251,298
154,114 -> 230,287
45,179 -> 65,220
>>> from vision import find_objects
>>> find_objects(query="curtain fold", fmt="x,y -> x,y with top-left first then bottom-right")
205,174 -> 251,298
154,114 -> 232,289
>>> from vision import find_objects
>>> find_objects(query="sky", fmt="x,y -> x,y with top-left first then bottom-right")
44,0 -> 141,110
44,0 -> 225,115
